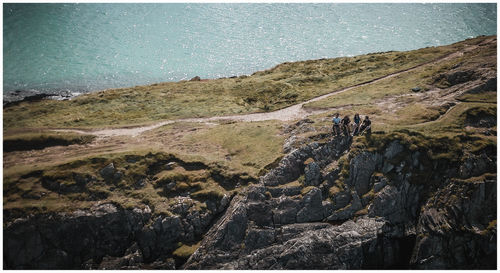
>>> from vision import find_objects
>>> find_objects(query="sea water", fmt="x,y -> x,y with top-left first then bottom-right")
3,3 -> 497,101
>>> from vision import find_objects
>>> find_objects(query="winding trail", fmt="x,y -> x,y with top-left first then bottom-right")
56,40 -> 490,138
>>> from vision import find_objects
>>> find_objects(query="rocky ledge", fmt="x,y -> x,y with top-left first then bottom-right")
184,134 -> 496,269
4,194 -> 230,269
4,132 -> 496,269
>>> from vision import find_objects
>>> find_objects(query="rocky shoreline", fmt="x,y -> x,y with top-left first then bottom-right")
3,89 -> 81,107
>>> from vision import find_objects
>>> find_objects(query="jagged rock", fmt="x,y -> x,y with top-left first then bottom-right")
304,161 -> 321,186
368,179 -> 422,225
296,188 -> 323,222
331,191 -> 351,210
262,138 -> 351,187
4,203 -> 151,269
5,130 -> 497,270
322,201 -> 334,218
446,70 -> 478,85
247,201 -> 273,227
186,217 -> 387,269
74,174 -> 91,186
466,76 -> 497,93
277,223 -> 330,243
372,174 -> 388,193
411,151 -> 421,168
247,185 -> 267,201
347,152 -> 382,196
327,190 -> 363,221
147,258 -> 176,269
273,197 -> 301,226
283,135 -> 307,153
412,179 -> 496,269
382,162 -> 394,173
267,185 -> 302,197
244,228 -> 275,250
190,76 -> 201,81
35,249 -> 71,269
97,243 -> 143,269
219,194 -> 231,212
384,140 -> 404,160
214,196 -> 248,251
459,153 -> 495,178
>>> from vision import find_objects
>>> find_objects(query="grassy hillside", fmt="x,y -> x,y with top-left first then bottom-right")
3,35 -> 496,222
3,36 -> 491,129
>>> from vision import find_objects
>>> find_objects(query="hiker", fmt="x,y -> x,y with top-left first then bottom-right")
352,113 -> 361,136
332,113 -> 341,136
359,116 -> 372,136
341,115 -> 351,136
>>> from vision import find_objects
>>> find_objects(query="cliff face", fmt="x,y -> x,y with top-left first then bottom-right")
4,133 -> 495,269
4,193 -> 230,269
183,135 -> 496,269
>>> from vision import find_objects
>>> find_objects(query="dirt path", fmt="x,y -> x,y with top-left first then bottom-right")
56,39 -> 491,138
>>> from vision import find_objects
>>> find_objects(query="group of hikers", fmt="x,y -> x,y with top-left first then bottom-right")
332,113 -> 371,137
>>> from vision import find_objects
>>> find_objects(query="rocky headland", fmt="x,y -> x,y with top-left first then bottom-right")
3,35 -> 497,269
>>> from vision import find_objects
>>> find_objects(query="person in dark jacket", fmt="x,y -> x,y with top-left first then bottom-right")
352,113 -> 361,136
359,116 -> 372,136
341,115 -> 351,136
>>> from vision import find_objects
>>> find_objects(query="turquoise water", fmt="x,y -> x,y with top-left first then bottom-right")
3,3 -> 497,99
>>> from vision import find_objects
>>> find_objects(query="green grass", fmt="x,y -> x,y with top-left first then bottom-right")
458,91 -> 496,103
179,120 -> 285,177
173,242 -> 201,259
305,36 -> 496,140
303,52 -> 462,110
3,151 -> 235,221
408,102 -> 496,134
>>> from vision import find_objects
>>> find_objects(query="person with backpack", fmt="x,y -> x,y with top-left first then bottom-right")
359,116 -> 372,136
352,113 -> 361,136
332,113 -> 341,136
341,115 -> 351,136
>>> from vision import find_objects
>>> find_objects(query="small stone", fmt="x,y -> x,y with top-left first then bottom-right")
165,162 -> 177,170
166,182 -> 176,190
135,179 -> 147,189
100,163 -> 116,180
411,87 -> 421,92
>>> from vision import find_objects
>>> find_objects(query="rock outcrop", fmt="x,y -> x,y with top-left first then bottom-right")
4,133 -> 496,269
4,193 -> 231,269
184,135 -> 496,269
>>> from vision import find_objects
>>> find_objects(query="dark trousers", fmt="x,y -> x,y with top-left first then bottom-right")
360,125 -> 371,135
332,124 -> 340,136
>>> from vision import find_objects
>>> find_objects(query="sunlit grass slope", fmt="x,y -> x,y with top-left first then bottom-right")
4,36 -> 491,129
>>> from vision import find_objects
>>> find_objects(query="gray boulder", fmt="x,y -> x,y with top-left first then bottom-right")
100,163 -> 116,180
347,152 -> 382,196
296,188 -> 323,222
